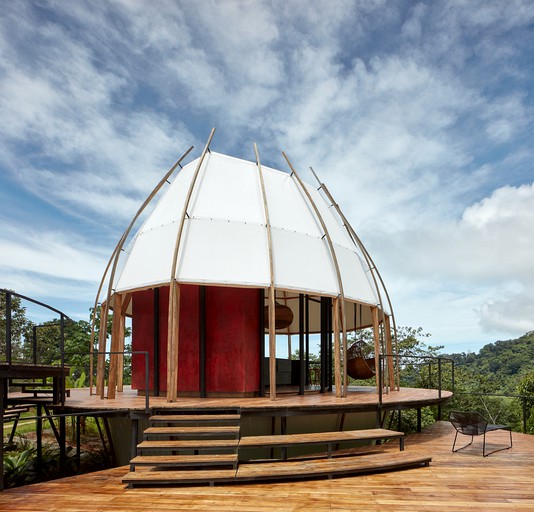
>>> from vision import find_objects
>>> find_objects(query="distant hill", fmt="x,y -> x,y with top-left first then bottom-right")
444,331 -> 534,382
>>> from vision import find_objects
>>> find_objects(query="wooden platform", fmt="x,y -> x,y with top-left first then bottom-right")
43,385 -> 452,416
2,421 -> 533,511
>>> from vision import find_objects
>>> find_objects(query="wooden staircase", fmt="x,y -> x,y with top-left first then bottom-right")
128,409 -> 240,481
124,409 -> 431,488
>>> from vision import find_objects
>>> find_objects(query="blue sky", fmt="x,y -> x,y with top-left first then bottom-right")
1,0 -> 533,354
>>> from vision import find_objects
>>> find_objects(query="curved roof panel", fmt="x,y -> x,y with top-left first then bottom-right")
113,151 -> 381,310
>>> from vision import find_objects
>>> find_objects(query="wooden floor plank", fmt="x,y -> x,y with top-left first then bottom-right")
238,428 -> 403,448
2,422 -> 534,511
138,439 -> 239,450
143,426 -> 240,436
149,414 -> 241,423
131,454 -> 238,467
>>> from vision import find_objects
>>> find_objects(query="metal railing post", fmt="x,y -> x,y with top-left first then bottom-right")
5,291 -> 12,365
378,355 -> 383,405
522,397 -> 528,434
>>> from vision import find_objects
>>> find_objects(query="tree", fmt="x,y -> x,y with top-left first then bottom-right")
0,291 -> 33,362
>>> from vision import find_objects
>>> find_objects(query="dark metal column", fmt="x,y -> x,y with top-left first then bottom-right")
5,291 -> 12,365
320,297 -> 327,393
36,404 -> 42,473
199,286 -> 206,398
258,289 -> 266,396
298,293 -> 305,395
327,297 -> 333,392
305,294 -> 309,387
60,314 -> 66,406
0,378 -> 4,491
153,288 -> 160,396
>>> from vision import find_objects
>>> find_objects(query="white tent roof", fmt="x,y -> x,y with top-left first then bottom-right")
113,151 -> 385,329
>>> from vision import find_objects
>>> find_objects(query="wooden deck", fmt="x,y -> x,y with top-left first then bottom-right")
2,421 -> 534,510
47,385 -> 452,415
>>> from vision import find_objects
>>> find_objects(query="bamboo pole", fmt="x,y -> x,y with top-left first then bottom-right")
371,306 -> 381,394
166,129 -> 215,402
309,167 -> 399,391
283,153 -> 348,397
167,280 -> 180,401
96,303 -> 108,398
254,143 -> 277,401
91,146 -> 194,396
333,297 -> 342,397
384,314 -> 396,390
107,293 -> 123,399
116,293 -> 131,393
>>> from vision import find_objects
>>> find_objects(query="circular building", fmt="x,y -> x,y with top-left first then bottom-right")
94,130 -> 398,402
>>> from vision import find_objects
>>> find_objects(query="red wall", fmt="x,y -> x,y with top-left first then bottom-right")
131,285 -> 260,395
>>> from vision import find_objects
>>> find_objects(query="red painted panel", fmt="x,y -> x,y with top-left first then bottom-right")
131,285 -> 260,395
205,287 -> 260,393
131,289 -> 154,391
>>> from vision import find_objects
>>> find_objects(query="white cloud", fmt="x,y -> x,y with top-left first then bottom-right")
0,0 -> 533,351
0,223 -> 107,283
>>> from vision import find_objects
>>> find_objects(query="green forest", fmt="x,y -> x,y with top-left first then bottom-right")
3,292 -> 534,435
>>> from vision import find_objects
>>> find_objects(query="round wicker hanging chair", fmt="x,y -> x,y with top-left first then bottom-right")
347,340 -> 376,380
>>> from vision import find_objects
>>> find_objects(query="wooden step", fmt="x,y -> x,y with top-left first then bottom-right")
143,426 -> 240,437
235,453 -> 431,481
238,429 -> 404,451
138,439 -> 239,451
130,453 -> 238,468
123,452 -> 431,487
149,414 -> 241,424
123,468 -> 237,486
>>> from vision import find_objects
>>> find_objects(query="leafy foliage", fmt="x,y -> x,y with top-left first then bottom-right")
0,291 -> 33,362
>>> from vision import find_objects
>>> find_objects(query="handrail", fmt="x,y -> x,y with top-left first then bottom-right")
452,391 -> 534,434
1,289 -> 71,368
63,350 -> 150,414
377,354 -> 455,413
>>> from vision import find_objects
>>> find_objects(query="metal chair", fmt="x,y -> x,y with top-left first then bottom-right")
449,411 -> 513,457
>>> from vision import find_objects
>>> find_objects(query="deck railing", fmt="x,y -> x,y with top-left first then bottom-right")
447,391 -> 534,434
61,350 -> 150,414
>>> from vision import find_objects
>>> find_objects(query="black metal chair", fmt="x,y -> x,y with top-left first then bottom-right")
449,411 -> 513,457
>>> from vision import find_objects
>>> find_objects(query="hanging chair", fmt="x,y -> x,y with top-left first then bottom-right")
347,340 -> 376,380
264,301 -> 294,330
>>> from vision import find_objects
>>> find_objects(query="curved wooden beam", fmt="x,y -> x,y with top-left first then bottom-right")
167,128 -> 216,402
283,153 -> 348,398
254,143 -> 277,401
91,145 -> 194,396
309,167 -> 399,391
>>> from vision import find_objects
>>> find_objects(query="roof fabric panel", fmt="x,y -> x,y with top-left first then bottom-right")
271,227 -> 339,295
190,153 -> 265,225
142,157 -> 199,232
114,222 -> 178,291
262,168 -> 323,237
334,244 -> 378,304
176,217 -> 270,286
111,149 -> 384,310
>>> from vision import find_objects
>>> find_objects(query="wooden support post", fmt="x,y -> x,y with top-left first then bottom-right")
372,306 -> 381,394
255,142 -> 277,402
117,293 -> 131,393
384,314 -> 396,390
96,303 -> 108,398
166,280 -> 180,402
333,297 -> 342,398
107,293 -> 123,399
